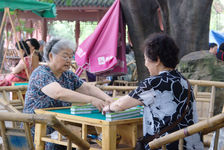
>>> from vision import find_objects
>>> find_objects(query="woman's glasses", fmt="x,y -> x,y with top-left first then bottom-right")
57,54 -> 73,61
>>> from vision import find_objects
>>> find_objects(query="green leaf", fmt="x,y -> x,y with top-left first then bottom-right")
15,26 -> 21,31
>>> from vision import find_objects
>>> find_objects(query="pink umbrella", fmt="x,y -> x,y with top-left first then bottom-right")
75,0 -> 127,76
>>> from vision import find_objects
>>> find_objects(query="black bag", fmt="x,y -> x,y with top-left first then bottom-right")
135,135 -> 155,150
135,136 -> 146,150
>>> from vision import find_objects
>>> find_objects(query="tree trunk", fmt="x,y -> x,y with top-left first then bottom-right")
120,0 -> 161,81
156,0 -> 213,58
121,0 -> 213,81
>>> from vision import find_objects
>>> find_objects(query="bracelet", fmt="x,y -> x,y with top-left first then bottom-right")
184,128 -> 189,136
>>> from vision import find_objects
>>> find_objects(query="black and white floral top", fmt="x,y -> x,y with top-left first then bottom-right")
129,70 -> 203,150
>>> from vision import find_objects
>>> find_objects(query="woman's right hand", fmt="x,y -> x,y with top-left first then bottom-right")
91,98 -> 107,112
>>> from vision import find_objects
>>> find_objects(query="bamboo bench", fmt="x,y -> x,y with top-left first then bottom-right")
148,106 -> 224,150
0,110 -> 90,150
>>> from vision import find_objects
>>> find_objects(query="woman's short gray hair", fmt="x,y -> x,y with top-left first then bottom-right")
44,38 -> 76,62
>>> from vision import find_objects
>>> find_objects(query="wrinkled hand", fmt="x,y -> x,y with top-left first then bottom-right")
102,105 -> 110,113
91,98 -> 107,112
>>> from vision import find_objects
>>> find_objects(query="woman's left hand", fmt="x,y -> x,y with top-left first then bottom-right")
102,105 -> 110,114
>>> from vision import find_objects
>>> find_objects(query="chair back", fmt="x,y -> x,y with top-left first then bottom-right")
98,85 -> 137,97
0,85 -> 27,113
148,112 -> 224,150
189,80 -> 224,121
0,111 -> 90,150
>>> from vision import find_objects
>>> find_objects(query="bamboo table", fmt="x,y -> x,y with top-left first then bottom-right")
34,107 -> 143,150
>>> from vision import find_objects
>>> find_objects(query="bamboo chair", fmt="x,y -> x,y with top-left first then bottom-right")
113,80 -> 138,86
0,111 -> 90,150
148,112 -> 224,150
189,79 -> 224,146
0,85 -> 27,112
98,85 -> 137,97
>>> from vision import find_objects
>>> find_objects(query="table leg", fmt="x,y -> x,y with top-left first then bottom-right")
131,124 -> 137,147
34,123 -> 47,150
82,124 -> 87,141
102,125 -> 116,150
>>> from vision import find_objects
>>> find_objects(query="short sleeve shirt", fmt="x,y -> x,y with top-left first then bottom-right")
23,65 -> 84,114
129,70 -> 203,150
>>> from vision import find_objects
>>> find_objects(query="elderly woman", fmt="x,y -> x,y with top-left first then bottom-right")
23,38 -> 113,149
103,33 -> 203,150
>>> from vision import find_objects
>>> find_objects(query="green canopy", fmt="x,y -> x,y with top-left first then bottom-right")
0,0 -> 56,18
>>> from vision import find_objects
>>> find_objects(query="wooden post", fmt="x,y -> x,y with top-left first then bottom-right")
213,129 -> 220,150
24,123 -> 35,150
67,139 -> 72,150
0,121 -> 9,150
82,124 -> 87,141
131,124 -> 137,147
75,21 -> 80,48
178,138 -> 184,150
34,123 -> 47,150
210,86 -> 215,117
42,18 -> 47,42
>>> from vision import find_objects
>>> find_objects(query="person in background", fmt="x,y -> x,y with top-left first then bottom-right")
216,42 -> 224,61
0,41 -> 31,86
38,40 -> 45,61
23,38 -> 113,150
209,43 -> 218,55
26,38 -> 42,71
118,44 -> 137,81
103,33 -> 203,150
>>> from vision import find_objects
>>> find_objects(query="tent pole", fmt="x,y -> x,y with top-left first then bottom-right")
0,17 -> 11,74
5,7 -> 30,79
0,11 -> 8,74
0,9 -> 7,41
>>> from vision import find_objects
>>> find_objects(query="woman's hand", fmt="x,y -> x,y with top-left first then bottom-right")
102,105 -> 110,113
9,67 -> 15,72
91,98 -> 107,112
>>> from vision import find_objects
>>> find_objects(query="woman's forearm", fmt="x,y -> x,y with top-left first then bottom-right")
76,82 -> 112,102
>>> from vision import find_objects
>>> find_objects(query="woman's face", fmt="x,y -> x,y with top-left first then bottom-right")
144,54 -> 159,76
50,49 -> 73,73
26,41 -> 35,53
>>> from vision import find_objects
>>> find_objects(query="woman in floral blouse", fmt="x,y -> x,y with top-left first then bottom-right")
23,38 -> 113,150
103,33 -> 204,150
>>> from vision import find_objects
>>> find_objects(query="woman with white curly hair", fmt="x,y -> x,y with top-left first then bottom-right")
23,38 -> 113,150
